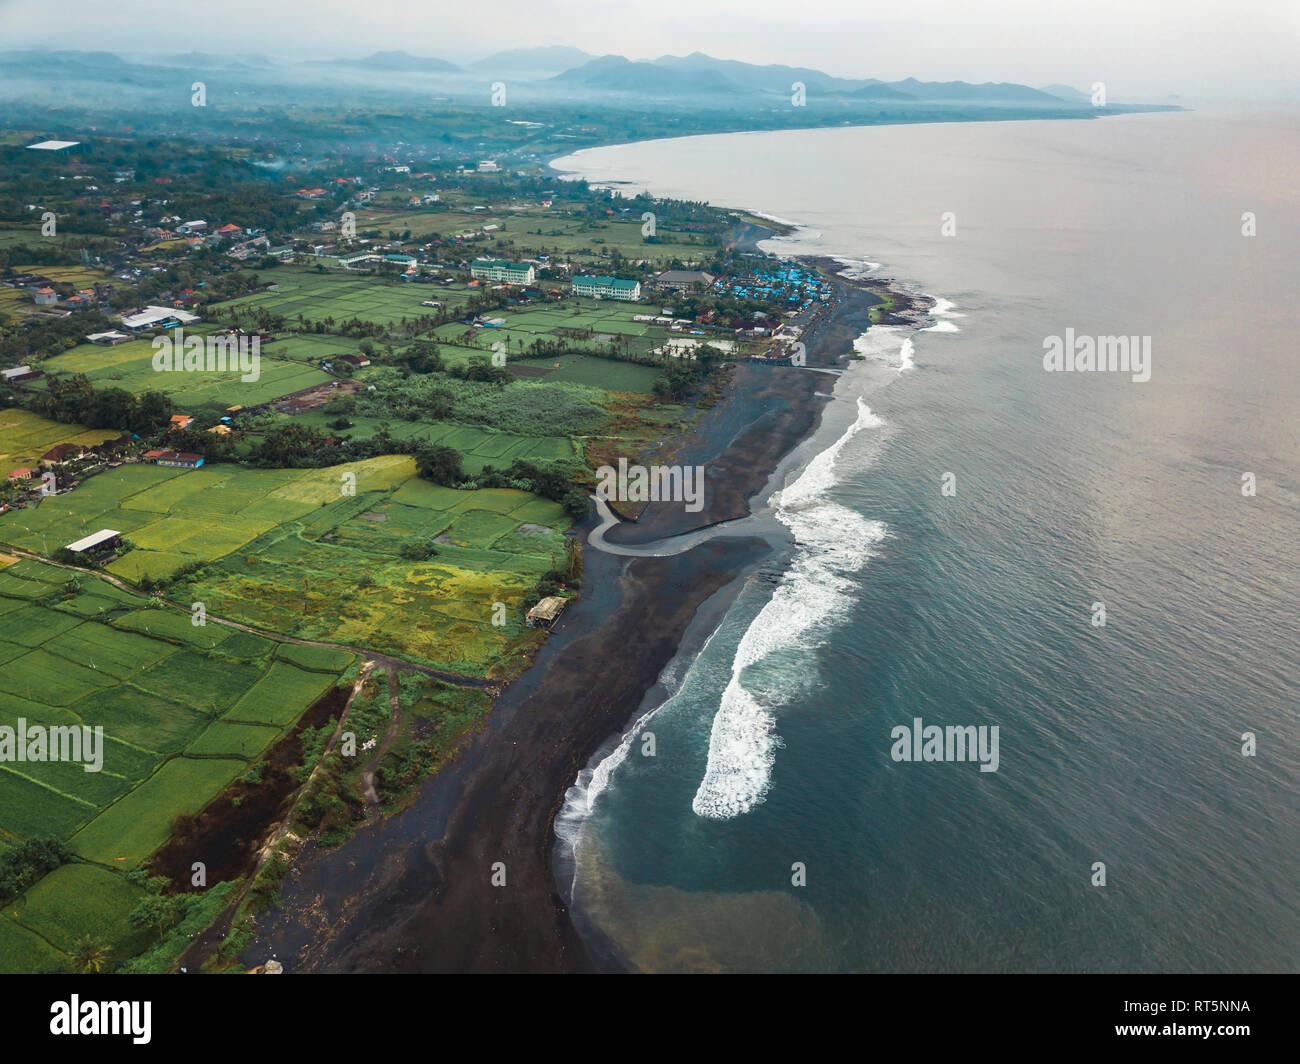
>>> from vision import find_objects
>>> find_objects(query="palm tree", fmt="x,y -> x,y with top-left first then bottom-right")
71,936 -> 110,974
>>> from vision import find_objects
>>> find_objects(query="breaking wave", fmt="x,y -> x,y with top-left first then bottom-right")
924,296 -> 964,332
832,255 -> 883,279
853,324 -> 914,372
691,398 -> 888,819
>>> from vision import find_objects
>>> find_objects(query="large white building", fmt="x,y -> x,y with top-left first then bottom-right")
572,275 -> 642,301
470,259 -> 535,284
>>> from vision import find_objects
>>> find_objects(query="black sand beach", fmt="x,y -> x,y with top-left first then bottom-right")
244,255 -> 906,973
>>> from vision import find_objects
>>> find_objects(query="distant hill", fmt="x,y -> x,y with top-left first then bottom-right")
549,52 -> 1078,104
469,46 -> 592,74
1040,84 -> 1091,103
116,50 -> 279,70
650,52 -> 870,94
0,49 -> 129,69
314,50 -> 461,73
0,46 -> 1130,114
846,83 -> 916,101
884,77 -> 1060,102
551,55 -> 741,95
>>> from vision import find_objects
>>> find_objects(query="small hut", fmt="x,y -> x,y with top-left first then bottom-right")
525,596 -> 568,630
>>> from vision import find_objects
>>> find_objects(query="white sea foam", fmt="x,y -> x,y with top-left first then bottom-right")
747,209 -> 805,229
692,398 -> 888,819
924,296 -> 964,332
583,710 -> 645,813
928,296 -> 965,318
833,255 -> 883,279
562,612 -> 731,825
852,325 -> 914,372
898,337 -> 915,371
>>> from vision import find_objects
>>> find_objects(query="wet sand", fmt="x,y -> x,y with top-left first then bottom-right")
245,265 -> 889,973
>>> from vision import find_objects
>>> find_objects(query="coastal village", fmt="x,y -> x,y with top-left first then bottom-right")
2,138 -> 841,517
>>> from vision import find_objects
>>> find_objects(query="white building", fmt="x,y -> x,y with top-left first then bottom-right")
572,275 -> 642,301
120,305 -> 201,331
470,259 -> 535,284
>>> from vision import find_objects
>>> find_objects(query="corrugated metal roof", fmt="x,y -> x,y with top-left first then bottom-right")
66,528 -> 121,553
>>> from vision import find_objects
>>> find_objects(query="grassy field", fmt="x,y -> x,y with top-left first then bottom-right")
12,264 -> 111,287
0,263 -> 112,318
286,410 -> 577,473
208,266 -> 472,328
0,408 -> 120,480
39,326 -> 332,411
421,295 -> 718,384
0,456 -> 413,581
0,555 -> 358,972
510,353 -> 662,393
447,209 -> 717,267
7,863 -> 149,966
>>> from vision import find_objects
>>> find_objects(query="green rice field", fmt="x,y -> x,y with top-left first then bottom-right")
208,266 -> 472,328
39,326 -> 332,411
179,474 -> 569,670
510,353 -> 662,393
286,411 -> 578,474
0,556 -> 358,972
0,457 -> 571,670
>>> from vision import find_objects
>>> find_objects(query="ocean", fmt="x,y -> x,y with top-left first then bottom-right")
552,109 -> 1299,973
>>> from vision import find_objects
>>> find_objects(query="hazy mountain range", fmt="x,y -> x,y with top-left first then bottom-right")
0,45 -> 1104,105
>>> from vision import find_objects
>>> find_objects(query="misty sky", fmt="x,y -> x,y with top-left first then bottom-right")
2,0 -> 1296,101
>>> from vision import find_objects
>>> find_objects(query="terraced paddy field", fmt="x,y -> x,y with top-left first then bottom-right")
177,475 -> 569,672
39,327 -> 332,411
0,457 -> 571,672
0,408 -> 120,480
0,556 -> 357,972
208,267 -> 472,328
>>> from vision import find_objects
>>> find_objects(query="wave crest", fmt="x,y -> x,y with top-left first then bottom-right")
693,398 -> 887,819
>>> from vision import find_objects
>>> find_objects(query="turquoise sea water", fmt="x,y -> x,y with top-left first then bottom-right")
553,110 -> 1299,972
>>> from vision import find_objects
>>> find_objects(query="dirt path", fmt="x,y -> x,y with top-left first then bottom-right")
172,660 -> 376,972
360,671 -> 402,806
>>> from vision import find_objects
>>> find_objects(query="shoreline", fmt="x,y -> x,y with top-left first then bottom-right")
243,227 -> 923,972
